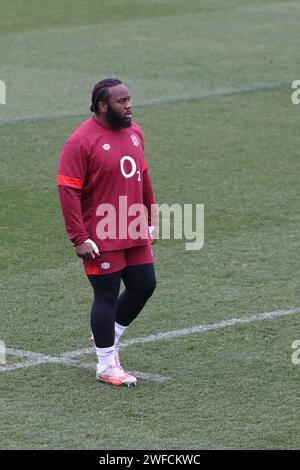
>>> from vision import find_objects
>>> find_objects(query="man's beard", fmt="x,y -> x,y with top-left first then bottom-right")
106,105 -> 132,129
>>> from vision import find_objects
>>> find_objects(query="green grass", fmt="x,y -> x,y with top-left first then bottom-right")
0,0 -> 299,121
1,0 -> 300,450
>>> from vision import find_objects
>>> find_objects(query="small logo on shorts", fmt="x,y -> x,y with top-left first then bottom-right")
103,144 -> 111,151
101,262 -> 110,270
131,135 -> 140,147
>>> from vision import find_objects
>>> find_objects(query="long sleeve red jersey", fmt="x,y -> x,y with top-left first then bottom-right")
57,117 -> 156,252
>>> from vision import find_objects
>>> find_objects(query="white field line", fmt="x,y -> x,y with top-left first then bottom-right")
79,362 -> 171,383
1,308 -> 299,378
61,308 -> 300,359
1,348 -> 82,372
1,348 -> 171,382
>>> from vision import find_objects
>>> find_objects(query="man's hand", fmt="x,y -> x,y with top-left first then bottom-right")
75,239 -> 100,259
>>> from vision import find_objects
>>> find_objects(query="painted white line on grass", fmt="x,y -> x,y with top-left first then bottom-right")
62,308 -> 300,359
122,308 -> 300,347
78,362 -> 171,383
2,308 -> 299,377
0,360 -> 42,372
1,348 -> 171,382
129,371 -> 171,383
0,348 -> 82,372
0,358 -> 78,372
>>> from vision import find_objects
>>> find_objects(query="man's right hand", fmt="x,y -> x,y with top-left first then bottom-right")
75,240 -> 100,260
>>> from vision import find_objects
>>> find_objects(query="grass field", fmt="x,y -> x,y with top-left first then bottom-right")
1,0 -> 300,450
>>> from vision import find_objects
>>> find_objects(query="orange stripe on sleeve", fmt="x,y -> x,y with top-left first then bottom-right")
57,174 -> 84,189
142,160 -> 148,172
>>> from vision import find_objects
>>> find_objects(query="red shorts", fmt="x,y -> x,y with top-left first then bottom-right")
84,242 -> 154,275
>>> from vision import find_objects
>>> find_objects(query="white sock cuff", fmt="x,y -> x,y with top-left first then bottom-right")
115,322 -> 127,336
96,345 -> 114,355
96,345 -> 115,370
115,322 -> 127,345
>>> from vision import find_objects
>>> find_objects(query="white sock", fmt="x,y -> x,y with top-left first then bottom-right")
115,322 -> 127,346
96,346 -> 115,372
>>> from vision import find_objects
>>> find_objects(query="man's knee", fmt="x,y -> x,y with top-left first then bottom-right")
133,276 -> 156,300
145,276 -> 156,298
89,273 -> 121,305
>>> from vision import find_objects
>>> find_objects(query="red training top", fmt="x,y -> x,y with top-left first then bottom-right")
57,117 -> 156,252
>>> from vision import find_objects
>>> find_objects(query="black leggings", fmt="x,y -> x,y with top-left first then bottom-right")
88,263 -> 156,348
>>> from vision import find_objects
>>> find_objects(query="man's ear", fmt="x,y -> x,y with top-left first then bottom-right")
98,101 -> 108,113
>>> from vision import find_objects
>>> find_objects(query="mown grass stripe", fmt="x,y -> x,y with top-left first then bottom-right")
0,82 -> 289,128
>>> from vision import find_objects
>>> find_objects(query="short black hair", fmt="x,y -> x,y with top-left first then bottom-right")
90,78 -> 123,114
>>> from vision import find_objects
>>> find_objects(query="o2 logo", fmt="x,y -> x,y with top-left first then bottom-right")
120,155 -> 141,181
